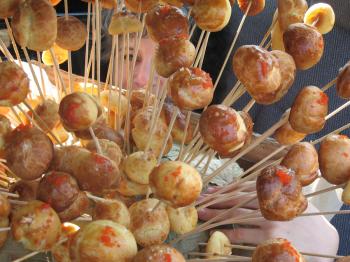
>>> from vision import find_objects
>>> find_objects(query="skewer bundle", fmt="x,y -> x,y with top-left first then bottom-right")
0,0 -> 349,261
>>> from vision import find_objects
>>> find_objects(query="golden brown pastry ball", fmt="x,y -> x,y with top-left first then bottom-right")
0,0 -> 21,18
58,191 -> 90,222
30,99 -> 60,131
59,92 -> 101,132
205,231 -> 231,259
149,161 -> 202,207
132,244 -> 186,262
237,0 -> 265,16
199,105 -> 247,156
155,37 -> 195,78
0,217 -> 9,249
0,61 -> 30,107
192,0 -> 231,32
129,198 -> 170,247
56,16 -> 87,51
123,151 -> 157,185
145,4 -> 189,42
5,125 -> 53,181
12,200 -> 62,251
257,165 -> 307,221
50,146 -> 120,193
69,220 -> 137,262
304,3 -> 335,34
0,194 -> 10,218
108,10 -> 143,35
92,198 -> 130,227
10,180 -> 39,201
281,142 -> 319,186
37,171 -> 80,212
116,173 -> 149,197
252,238 -> 304,262
11,0 -> 57,51
169,67 -> 214,110
319,134 -> 350,185
232,45 -> 282,104
0,115 -> 12,157
270,50 -> 296,103
85,139 -> 123,166
131,107 -> 173,157
125,0 -> 159,13
336,61 -> 350,99
277,0 -> 308,32
289,85 -> 328,134
283,23 -> 324,70
166,205 -> 197,234
274,120 -> 306,145
342,182 -> 350,205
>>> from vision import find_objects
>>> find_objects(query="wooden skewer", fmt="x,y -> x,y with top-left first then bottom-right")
106,36 -> 117,126
198,243 -> 343,260
89,127 -> 103,155
86,192 -> 112,202
157,107 -> 179,164
9,199 -> 28,205
63,0 -> 73,93
213,1 -> 252,90
151,199 -> 163,213
172,195 -> 257,244
194,31 -> 210,68
187,259 -> 251,262
177,111 -> 192,160
117,33 -> 126,131
193,30 -> 205,63
0,227 -> 11,232
83,2 -> 92,89
326,99 -> 350,120
179,133 -> 201,161
0,191 -> 19,198
306,183 -> 346,198
95,0 -> 102,98
322,77 -> 337,92
21,47 -> 45,100
4,18 -> 22,67
189,24 -> 197,39
49,48 -> 68,95
201,150 -> 216,176
188,252 -> 251,261
0,38 -> 14,61
36,51 -> 46,96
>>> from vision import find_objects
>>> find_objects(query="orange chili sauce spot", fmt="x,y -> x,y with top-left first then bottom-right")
41,203 -> 51,210
260,61 -> 268,78
47,174 -> 67,187
192,68 -> 213,89
164,253 -> 172,262
339,135 -> 348,139
343,153 -> 349,158
282,241 -> 299,261
160,5 -> 171,15
100,226 -> 117,247
276,169 -> 292,186
170,166 -> 182,178
316,92 -> 328,105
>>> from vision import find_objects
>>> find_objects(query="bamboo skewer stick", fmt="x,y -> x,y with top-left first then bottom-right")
4,18 -> 22,67
177,111 -> 192,160
21,48 -> 45,100
83,2 -> 92,89
321,77 -> 337,92
213,1 -> 252,90
157,107 -> 179,164
49,48 -> 68,95
306,183 -> 346,198
36,51 -> 46,96
96,0 -> 102,98
64,0 -> 73,93
193,30 -> 205,62
89,127 -> 103,155
0,38 -> 14,61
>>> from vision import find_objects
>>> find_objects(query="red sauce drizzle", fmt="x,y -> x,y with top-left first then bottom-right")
170,166 -> 182,178
164,253 -> 172,262
47,174 -> 67,187
282,241 -> 299,261
93,153 -> 108,165
276,169 -> 292,185
343,153 -> 349,158
100,226 -> 117,247
160,5 -> 171,15
64,102 -> 80,123
339,135 -> 348,139
260,61 -> 268,78
192,68 -> 213,89
41,203 -> 51,210
316,92 -> 328,105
